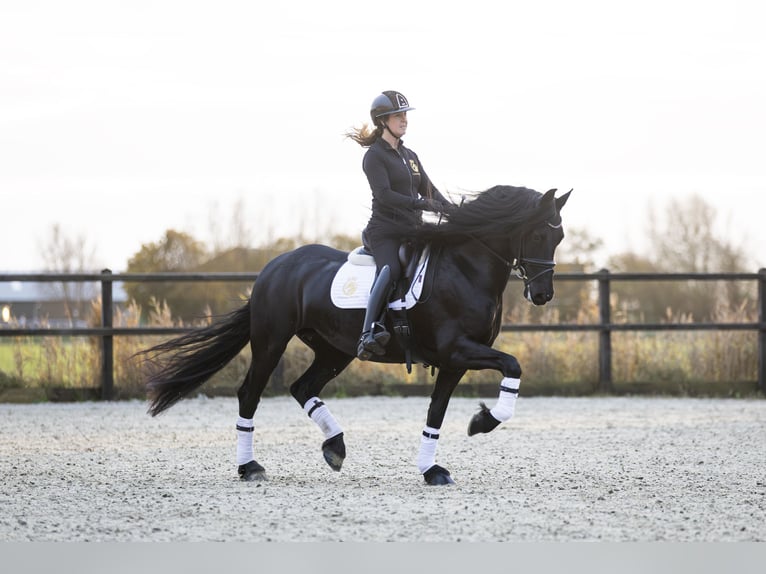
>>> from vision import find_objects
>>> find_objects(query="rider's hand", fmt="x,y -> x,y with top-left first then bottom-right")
435,200 -> 454,215
416,198 -> 452,213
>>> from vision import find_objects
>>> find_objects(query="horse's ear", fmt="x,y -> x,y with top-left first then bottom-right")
542,188 -> 557,203
555,189 -> 573,211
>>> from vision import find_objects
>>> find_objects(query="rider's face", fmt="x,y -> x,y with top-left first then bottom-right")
385,112 -> 408,138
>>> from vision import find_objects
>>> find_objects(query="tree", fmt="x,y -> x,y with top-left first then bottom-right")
125,230 -> 208,322
128,229 -> 207,272
648,194 -> 746,274
124,232 -> 365,322
207,195 -> 253,256
609,194 -> 751,321
37,224 -> 98,325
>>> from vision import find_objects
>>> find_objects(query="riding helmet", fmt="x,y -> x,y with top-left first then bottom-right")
370,91 -> 415,123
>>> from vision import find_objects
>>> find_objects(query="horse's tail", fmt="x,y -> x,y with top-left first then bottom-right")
140,302 -> 251,417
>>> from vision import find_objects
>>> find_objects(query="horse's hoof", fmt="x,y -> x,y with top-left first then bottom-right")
467,402 -> 501,436
238,460 -> 267,482
423,464 -> 455,485
322,432 -> 346,471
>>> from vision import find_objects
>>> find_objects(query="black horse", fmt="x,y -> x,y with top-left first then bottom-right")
141,185 -> 571,485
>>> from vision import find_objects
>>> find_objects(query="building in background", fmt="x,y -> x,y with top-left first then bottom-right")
0,280 -> 128,328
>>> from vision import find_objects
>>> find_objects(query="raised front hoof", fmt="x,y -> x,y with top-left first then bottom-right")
322,432 -> 346,471
467,402 -> 501,436
423,464 -> 455,486
238,460 -> 266,482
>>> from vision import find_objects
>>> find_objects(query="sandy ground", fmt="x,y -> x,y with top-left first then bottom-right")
0,394 -> 764,542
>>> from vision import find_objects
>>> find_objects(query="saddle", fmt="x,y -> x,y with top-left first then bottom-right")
354,233 -> 427,306
349,235 -> 433,373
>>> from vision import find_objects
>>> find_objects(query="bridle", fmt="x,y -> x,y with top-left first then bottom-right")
470,218 -> 561,288
511,219 -> 561,286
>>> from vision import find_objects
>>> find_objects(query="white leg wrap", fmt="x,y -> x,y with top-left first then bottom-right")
416,425 -> 440,473
236,416 -> 254,465
489,377 -> 521,423
304,397 -> 343,440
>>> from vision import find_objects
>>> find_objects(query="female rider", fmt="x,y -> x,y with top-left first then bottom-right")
347,91 -> 451,360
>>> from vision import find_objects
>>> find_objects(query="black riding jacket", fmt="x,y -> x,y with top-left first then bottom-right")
362,137 -> 448,230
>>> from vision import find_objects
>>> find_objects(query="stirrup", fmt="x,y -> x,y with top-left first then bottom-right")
370,321 -> 391,347
357,324 -> 390,360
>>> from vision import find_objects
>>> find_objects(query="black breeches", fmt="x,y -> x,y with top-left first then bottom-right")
365,233 -> 401,284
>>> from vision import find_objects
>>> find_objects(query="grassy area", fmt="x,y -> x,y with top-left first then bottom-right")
0,338 -> 98,387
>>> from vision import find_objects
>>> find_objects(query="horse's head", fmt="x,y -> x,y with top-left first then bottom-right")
513,188 -> 571,305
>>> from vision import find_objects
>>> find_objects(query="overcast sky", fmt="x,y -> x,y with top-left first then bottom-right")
1,0 -> 764,271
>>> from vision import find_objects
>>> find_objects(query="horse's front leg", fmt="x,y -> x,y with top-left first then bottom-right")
442,336 -> 522,437
418,368 -> 466,485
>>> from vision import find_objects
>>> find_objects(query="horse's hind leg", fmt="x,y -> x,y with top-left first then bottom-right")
418,368 -> 466,485
290,333 -> 354,471
236,338 -> 290,481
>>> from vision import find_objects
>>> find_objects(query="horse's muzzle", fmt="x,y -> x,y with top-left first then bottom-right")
516,258 -> 555,306
524,284 -> 554,306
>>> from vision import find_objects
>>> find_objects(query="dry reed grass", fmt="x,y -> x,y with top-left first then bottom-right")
0,294 -> 760,398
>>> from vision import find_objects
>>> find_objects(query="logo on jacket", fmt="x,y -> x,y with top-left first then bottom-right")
409,159 -> 419,174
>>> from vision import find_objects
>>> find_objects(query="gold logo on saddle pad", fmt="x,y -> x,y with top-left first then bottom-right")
342,277 -> 358,296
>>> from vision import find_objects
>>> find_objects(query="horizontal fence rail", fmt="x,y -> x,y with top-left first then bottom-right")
1,268 -> 765,398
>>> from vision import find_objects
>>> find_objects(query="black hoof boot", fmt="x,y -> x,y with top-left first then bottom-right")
238,460 -> 266,482
423,464 -> 455,485
322,432 -> 346,471
467,402 -> 501,436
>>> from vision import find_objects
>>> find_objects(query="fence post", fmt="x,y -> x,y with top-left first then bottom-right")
759,268 -> 766,394
101,269 -> 114,400
598,268 -> 612,393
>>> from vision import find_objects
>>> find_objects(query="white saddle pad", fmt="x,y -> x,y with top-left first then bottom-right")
330,247 -> 430,310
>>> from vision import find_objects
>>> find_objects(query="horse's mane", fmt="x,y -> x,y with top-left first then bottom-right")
380,185 -> 555,245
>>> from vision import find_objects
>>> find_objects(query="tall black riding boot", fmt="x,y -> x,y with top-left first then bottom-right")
357,265 -> 393,360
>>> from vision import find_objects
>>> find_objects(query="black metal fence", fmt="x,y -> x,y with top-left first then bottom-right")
2,269 -> 765,398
